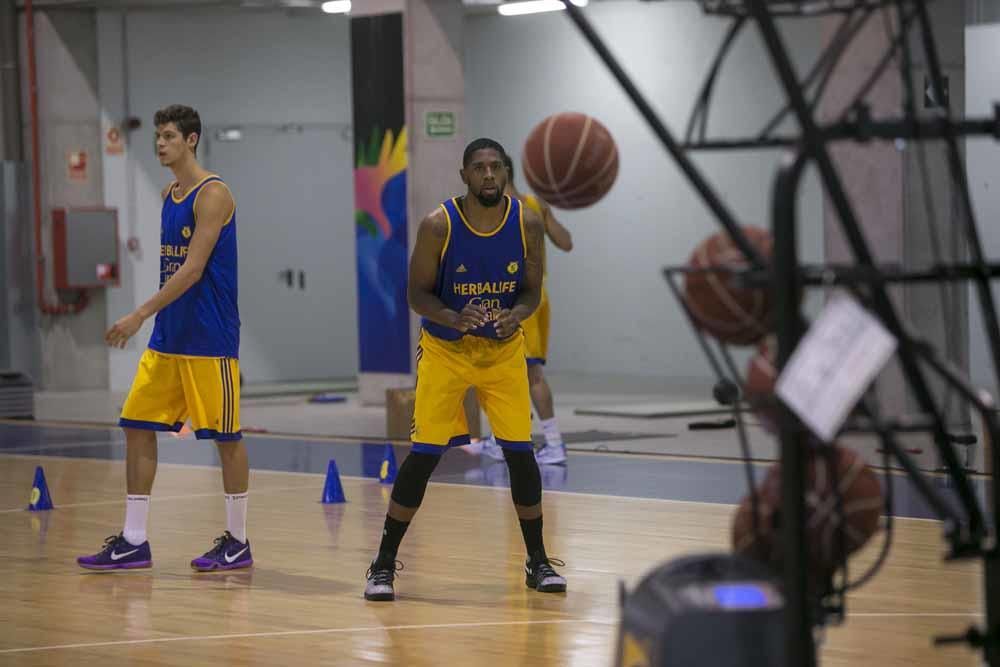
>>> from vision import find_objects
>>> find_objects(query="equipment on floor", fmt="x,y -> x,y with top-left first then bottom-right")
615,553 -> 784,667
27,466 -> 54,511
309,392 -> 346,404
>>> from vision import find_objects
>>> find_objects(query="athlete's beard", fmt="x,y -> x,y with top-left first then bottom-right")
473,184 -> 503,207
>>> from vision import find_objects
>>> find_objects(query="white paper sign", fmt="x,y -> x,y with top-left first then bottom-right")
775,293 -> 898,442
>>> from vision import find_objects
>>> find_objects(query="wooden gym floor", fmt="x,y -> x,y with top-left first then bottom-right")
0,421 -> 985,666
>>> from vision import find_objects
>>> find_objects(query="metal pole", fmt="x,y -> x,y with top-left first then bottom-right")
772,149 -> 815,667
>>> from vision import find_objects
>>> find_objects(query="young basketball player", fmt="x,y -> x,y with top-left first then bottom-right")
77,104 -> 250,572
481,155 -> 573,465
364,138 -> 567,601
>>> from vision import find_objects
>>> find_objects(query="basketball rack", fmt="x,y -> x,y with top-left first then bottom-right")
560,1 -> 1000,665
701,0 -> 905,17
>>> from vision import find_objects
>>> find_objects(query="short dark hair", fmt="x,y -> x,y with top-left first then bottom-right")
154,104 -> 201,153
463,137 -> 506,167
502,153 -> 514,182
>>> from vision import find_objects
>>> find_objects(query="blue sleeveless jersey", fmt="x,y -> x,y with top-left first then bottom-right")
423,195 -> 527,341
148,175 -> 240,358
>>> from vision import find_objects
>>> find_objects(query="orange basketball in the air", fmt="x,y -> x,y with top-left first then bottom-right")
522,112 -> 618,209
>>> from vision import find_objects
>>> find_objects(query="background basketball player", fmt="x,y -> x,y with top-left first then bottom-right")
364,138 -> 567,601
480,154 -> 573,465
77,104 -> 251,572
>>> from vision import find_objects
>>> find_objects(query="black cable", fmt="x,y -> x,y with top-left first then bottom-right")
700,18 -> 749,141
663,269 -> 763,535
757,8 -> 872,139
886,1 -> 960,423
843,404 -> 895,591
806,8 -> 875,117
717,341 -> 764,540
832,4 -> 919,123
686,16 -> 747,143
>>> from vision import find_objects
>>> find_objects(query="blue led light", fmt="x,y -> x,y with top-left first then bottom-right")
712,584 -> 769,609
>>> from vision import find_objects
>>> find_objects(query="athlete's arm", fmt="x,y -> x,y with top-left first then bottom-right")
408,208 -> 487,332
495,209 -> 544,338
540,200 -> 573,252
105,182 -> 233,348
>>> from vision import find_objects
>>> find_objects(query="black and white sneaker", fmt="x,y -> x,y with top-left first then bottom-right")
364,559 -> 402,601
525,556 -> 567,593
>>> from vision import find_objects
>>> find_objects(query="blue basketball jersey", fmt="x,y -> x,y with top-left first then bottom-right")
148,174 -> 240,358
423,195 -> 527,341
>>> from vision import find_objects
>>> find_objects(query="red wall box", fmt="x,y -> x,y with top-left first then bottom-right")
51,207 -> 120,289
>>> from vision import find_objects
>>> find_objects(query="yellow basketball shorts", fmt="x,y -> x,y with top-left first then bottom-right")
411,330 -> 532,455
521,286 -> 550,366
119,349 -> 241,441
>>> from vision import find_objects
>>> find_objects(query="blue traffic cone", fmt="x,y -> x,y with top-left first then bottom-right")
27,466 -> 54,511
321,459 -> 347,504
379,444 -> 398,485
309,392 -> 346,404
361,442 -> 386,478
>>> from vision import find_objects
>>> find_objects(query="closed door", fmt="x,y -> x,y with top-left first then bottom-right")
204,125 -> 357,383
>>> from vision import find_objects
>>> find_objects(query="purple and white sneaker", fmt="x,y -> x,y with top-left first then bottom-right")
77,534 -> 152,571
191,531 -> 253,572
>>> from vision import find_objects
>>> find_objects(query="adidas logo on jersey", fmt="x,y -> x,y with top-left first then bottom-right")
456,264 -> 468,273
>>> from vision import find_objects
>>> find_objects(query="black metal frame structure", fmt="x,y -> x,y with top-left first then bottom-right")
559,1 -> 1000,665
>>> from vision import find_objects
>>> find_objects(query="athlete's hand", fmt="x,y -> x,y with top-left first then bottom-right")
494,309 -> 520,339
453,303 -> 488,332
105,311 -> 145,348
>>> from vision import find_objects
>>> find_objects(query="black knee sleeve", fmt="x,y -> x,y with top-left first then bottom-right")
504,448 -> 542,506
390,450 -> 442,508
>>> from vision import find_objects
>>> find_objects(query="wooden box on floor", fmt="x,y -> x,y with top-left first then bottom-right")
385,387 -> 481,441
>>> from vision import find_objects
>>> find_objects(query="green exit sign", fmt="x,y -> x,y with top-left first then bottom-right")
425,111 -> 456,138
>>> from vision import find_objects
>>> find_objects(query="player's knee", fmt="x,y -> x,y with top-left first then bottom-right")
215,439 -> 245,461
390,450 -> 442,508
527,364 -> 544,386
503,448 -> 542,506
123,427 -> 157,447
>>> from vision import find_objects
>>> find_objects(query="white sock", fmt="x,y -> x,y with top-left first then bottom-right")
123,495 -> 150,546
540,417 -> 563,448
225,492 -> 248,543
